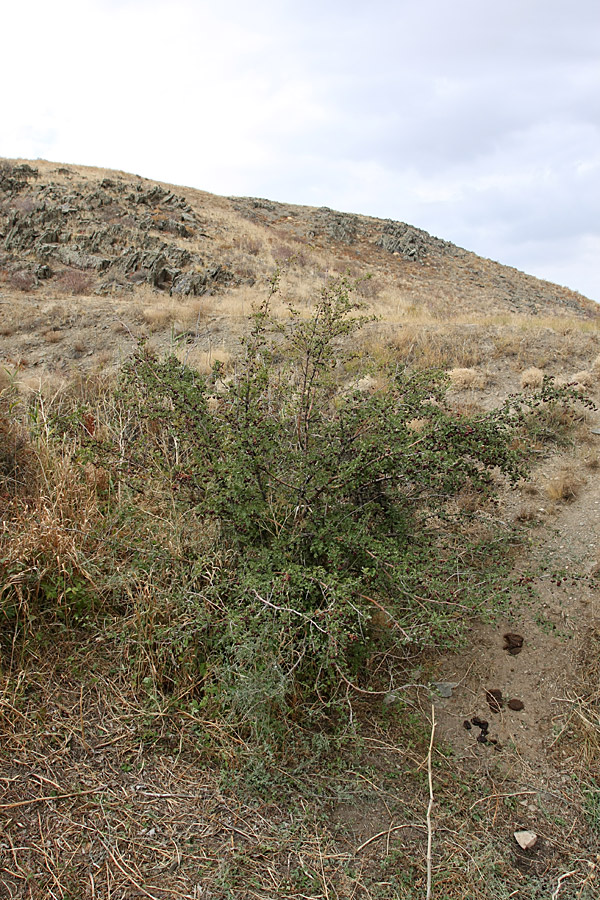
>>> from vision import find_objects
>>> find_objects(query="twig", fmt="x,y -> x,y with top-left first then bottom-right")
0,786 -> 105,810
101,838 -> 165,900
335,664 -> 428,697
316,824 -> 330,900
355,823 -> 426,853
426,703 -> 436,900
469,790 -> 537,811
551,869 -> 578,900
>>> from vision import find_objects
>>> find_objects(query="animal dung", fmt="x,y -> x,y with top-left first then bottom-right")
486,688 -> 504,712
471,716 -> 489,733
503,632 -> 524,655
508,698 -> 525,711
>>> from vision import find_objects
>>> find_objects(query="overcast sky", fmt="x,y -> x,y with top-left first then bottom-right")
2,0 -> 599,301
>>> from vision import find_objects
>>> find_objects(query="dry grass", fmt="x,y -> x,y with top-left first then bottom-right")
43,329 -> 63,344
569,370 -> 595,388
1,639 -> 598,899
177,346 -> 233,374
545,466 -> 584,502
141,305 -> 175,331
513,504 -> 539,523
0,366 -> 13,392
448,367 -> 488,389
520,366 -> 545,389
385,324 -> 484,369
558,626 -> 600,765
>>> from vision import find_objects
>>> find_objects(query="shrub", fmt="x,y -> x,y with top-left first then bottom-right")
115,278 -> 591,734
8,269 -> 36,292
56,268 -> 93,296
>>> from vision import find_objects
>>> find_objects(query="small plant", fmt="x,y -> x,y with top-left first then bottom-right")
56,268 -> 93,296
546,467 -> 584,502
8,269 -> 36,292
521,366 -> 545,389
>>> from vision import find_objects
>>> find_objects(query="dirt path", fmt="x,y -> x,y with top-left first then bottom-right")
433,427 -> 600,787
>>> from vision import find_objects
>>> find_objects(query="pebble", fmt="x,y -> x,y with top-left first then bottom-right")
514,830 -> 538,850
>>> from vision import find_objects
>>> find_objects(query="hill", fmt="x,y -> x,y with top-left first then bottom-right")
1,158 -> 598,386
1,159 -> 599,900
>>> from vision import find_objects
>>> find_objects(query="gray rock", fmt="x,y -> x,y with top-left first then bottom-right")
56,248 -> 111,271
432,681 -> 458,699
171,272 -> 207,296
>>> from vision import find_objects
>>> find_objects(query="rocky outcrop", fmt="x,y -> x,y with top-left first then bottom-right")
0,164 -> 234,295
0,163 -> 38,194
376,221 -> 452,261
309,208 -> 361,245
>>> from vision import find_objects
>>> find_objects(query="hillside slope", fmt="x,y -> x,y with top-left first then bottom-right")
1,158 -> 598,386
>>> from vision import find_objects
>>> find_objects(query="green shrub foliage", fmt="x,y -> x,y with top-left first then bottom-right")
120,280 -> 587,729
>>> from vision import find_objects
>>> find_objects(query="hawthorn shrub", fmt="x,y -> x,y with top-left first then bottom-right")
113,280 -> 588,732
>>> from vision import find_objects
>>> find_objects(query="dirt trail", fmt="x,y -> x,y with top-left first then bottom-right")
433,427 -> 600,785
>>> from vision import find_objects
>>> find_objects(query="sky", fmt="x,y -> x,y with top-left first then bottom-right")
2,0 -> 599,301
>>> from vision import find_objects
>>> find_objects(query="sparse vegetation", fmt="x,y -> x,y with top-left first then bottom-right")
56,267 -> 94,295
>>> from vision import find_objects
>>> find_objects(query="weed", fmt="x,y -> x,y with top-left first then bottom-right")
521,366 -> 545,389
56,267 -> 93,295
546,467 -> 584,502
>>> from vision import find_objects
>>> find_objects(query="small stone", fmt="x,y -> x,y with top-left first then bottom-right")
514,830 -> 538,850
508,698 -> 525,711
432,682 -> 457,699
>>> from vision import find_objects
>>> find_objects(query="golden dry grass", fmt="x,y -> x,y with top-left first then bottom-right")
176,346 -> 233,374
559,626 -> 600,765
448,367 -> 488,389
43,329 -> 63,344
520,366 -> 545,389
569,370 -> 595,388
545,466 -> 585,502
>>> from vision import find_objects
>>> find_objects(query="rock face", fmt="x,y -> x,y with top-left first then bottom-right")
376,221 -> 452,261
0,162 -> 38,194
0,162 -> 234,295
